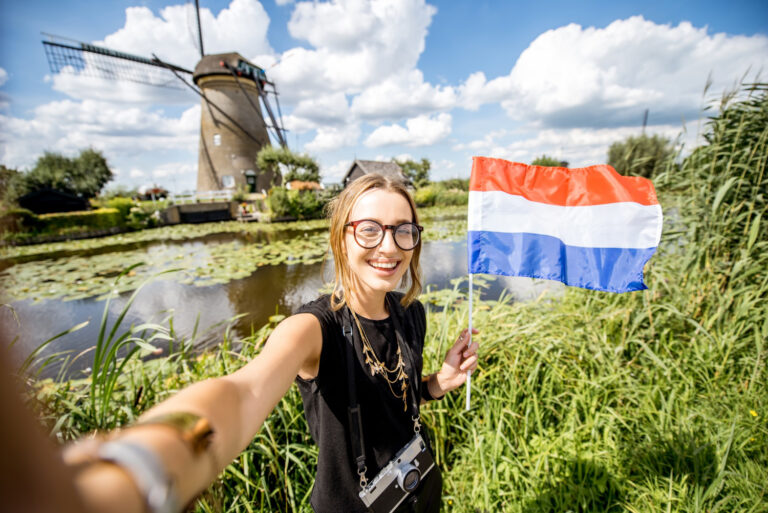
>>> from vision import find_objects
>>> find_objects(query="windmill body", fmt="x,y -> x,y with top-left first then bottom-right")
193,53 -> 275,193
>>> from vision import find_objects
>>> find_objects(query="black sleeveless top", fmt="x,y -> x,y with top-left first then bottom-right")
295,292 -> 428,512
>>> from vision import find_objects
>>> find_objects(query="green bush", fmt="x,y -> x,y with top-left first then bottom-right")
414,184 -> 468,207
39,208 -> 124,234
126,205 -> 160,230
607,134 -> 676,178
0,208 -> 40,235
436,188 -> 468,206
414,185 -> 439,207
106,197 -> 136,220
267,188 -> 325,220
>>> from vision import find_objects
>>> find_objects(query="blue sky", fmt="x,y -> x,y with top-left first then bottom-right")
1,0 -> 767,191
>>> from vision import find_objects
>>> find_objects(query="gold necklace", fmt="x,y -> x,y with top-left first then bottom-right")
350,310 -> 409,412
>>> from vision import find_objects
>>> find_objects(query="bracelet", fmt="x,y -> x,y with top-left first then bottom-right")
98,440 -> 179,513
136,411 -> 214,455
94,412 -> 213,513
420,374 -> 444,401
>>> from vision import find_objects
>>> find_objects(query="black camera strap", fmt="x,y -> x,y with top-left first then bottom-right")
342,294 -> 421,489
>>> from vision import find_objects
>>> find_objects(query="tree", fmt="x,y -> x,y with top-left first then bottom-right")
0,164 -> 27,209
531,155 -> 568,167
256,146 -> 320,184
24,149 -> 113,198
607,134 -> 676,178
394,158 -> 431,187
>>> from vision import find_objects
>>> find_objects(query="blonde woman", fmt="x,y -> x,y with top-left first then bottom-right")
64,173 -> 479,513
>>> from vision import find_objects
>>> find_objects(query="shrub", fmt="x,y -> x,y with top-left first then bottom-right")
436,188 -> 468,206
607,134 -> 676,178
39,208 -> 124,234
267,188 -> 325,220
106,197 -> 136,220
0,208 -> 40,235
414,183 -> 468,207
414,185 -> 439,207
531,154 -> 568,167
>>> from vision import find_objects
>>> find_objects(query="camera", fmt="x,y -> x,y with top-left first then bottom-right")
358,434 -> 435,513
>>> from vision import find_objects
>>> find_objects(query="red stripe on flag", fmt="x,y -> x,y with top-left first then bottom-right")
470,157 -> 659,206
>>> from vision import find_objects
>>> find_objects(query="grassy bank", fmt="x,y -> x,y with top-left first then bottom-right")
23,86 -> 768,511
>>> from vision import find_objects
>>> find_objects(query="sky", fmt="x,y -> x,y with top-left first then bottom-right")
0,0 -> 767,192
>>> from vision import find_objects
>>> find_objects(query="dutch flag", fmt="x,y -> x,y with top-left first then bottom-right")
468,157 -> 663,293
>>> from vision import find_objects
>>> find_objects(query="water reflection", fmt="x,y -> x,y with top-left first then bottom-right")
1,239 -> 562,377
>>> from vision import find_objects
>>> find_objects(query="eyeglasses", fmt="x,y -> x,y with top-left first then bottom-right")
345,219 -> 424,251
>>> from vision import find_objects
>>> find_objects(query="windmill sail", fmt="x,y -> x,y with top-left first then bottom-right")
42,36 -> 191,89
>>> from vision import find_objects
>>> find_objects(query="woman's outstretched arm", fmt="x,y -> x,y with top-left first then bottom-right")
67,313 -> 322,513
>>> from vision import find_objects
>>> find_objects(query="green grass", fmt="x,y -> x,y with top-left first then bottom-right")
20,85 -> 768,511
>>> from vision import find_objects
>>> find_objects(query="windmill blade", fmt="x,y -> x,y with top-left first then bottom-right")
42,35 -> 192,89
220,60 -> 288,147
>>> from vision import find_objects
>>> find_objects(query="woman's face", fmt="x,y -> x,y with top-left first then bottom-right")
344,189 -> 415,298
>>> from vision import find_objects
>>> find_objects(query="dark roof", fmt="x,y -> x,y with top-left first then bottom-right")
343,160 -> 409,186
193,53 -> 266,84
18,188 -> 89,214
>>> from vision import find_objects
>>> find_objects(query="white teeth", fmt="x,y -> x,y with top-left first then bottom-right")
370,261 -> 397,269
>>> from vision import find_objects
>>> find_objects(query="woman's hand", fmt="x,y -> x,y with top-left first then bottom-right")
428,328 -> 479,398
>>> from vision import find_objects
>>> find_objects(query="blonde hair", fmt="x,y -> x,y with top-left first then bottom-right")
326,173 -> 422,311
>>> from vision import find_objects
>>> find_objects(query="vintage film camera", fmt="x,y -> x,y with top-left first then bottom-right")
358,433 -> 435,513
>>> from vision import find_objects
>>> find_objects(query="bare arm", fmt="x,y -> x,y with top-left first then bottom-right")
68,313 -> 322,512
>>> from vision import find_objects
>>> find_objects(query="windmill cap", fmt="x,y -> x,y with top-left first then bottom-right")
192,52 -> 266,84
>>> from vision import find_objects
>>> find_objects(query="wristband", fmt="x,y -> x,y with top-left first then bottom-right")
420,374 -> 444,401
98,440 -> 179,513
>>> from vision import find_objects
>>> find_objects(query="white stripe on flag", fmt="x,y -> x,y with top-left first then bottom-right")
468,191 -> 662,249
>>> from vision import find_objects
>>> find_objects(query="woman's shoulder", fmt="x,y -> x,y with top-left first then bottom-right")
296,294 -> 339,327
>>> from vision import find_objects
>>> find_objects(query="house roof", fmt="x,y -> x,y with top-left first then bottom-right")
343,159 -> 408,185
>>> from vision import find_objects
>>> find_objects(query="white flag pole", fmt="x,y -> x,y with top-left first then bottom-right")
465,273 -> 473,410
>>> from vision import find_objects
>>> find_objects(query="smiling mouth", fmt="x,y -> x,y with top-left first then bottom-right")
369,260 -> 400,271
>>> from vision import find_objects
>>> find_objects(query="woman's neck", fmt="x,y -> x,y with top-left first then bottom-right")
348,289 -> 389,320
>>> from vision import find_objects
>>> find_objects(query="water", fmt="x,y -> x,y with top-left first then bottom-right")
1,233 -> 562,378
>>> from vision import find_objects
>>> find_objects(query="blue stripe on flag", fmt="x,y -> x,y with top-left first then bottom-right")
468,230 -> 657,293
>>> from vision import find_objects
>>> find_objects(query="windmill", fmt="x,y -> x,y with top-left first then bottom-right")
41,0 -> 287,194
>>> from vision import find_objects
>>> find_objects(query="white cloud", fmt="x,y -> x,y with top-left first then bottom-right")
270,0 -> 436,102
483,124 -> 686,168
0,68 -> 8,87
459,16 -> 768,128
0,101 -> 199,170
304,124 -> 360,153
129,168 -> 146,178
321,158 -> 352,182
275,0 -> 294,5
452,129 -> 508,152
290,92 -> 351,129
51,0 -> 273,103
351,69 -> 456,121
99,0 -> 273,69
365,113 -> 452,148
51,73 -> 197,105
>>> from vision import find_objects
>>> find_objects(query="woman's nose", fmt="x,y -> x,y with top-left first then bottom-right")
378,228 -> 399,252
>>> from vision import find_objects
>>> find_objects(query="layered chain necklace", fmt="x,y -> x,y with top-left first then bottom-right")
350,309 -> 410,412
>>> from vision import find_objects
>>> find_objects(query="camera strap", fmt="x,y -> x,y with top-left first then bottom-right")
342,294 -> 421,489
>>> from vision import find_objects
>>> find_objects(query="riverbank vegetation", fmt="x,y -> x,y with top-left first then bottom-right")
15,85 -> 768,511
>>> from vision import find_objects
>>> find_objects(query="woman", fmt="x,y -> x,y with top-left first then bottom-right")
64,173 -> 479,513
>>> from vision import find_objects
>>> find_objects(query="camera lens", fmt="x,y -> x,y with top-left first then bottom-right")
397,464 -> 421,492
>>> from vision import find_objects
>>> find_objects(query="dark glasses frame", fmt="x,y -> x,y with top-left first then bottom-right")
345,219 -> 424,251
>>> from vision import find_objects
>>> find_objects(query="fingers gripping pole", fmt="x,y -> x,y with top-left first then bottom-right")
466,274 -> 473,411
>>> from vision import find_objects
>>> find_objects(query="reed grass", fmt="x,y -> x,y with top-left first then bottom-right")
22,85 -> 768,511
